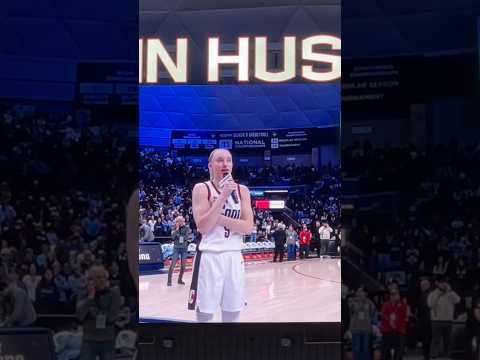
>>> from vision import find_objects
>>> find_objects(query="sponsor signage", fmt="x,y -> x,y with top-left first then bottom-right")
139,242 -> 163,265
170,128 -> 335,152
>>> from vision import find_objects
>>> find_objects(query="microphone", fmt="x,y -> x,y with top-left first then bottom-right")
223,172 -> 239,204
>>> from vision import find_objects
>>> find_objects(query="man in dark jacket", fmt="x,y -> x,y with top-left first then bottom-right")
418,277 -> 433,360
311,220 -> 321,258
167,216 -> 192,286
273,223 -> 287,263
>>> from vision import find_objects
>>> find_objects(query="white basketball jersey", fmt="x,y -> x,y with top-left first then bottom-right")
198,181 -> 244,252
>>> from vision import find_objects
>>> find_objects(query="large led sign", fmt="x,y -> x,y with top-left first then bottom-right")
139,35 -> 341,84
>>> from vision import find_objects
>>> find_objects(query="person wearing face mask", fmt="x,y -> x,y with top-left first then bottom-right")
380,286 -> 409,360
189,149 -> 254,323
427,276 -> 461,359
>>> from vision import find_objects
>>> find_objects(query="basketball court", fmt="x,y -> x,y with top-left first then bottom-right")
140,257 -> 341,323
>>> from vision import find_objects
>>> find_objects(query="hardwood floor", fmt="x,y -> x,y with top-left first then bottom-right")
140,257 -> 341,323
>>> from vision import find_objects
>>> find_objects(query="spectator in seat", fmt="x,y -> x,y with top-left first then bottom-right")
22,263 -> 41,302
432,256 -> 449,276
54,264 -> 71,313
286,224 -> 298,261
1,272 -> 37,327
250,226 -> 257,243
108,261 -> 121,289
69,265 -> 86,300
76,264 -> 121,360
35,268 -> 60,313
139,219 -> 155,242
380,286 -> 409,360
81,212 -> 102,241
349,286 -> 376,360
299,224 -> 312,259
427,276 -> 461,359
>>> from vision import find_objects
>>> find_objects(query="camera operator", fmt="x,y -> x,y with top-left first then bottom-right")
167,215 -> 192,287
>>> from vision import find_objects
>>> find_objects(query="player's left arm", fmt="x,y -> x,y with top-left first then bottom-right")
217,185 -> 254,235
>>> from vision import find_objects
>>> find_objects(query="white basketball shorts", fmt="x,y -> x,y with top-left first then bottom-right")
194,251 -> 246,314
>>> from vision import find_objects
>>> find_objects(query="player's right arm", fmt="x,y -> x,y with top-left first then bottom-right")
192,183 -> 228,235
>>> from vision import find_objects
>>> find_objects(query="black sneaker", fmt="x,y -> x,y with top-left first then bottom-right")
178,280 -> 185,285
167,281 -> 172,287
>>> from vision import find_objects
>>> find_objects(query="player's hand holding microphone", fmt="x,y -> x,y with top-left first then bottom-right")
219,173 -> 239,204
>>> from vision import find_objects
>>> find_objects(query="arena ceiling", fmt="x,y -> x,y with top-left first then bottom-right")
0,0 -> 478,100
0,0 -> 477,61
343,0 -> 480,57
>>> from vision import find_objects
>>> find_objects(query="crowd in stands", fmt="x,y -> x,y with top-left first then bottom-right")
0,104 -> 137,358
139,148 -> 341,258
342,140 -> 480,359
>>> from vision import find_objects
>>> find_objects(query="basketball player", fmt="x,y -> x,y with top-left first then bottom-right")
189,148 -> 254,323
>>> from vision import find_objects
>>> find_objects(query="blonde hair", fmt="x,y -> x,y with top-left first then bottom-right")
208,148 -> 232,181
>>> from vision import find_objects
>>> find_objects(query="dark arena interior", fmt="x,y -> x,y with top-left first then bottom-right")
341,0 -> 480,359
1,0 -> 479,359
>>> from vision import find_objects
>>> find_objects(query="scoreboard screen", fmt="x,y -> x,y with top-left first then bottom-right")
76,63 -> 137,107
252,189 -> 288,210
255,200 -> 285,210
170,128 -> 338,153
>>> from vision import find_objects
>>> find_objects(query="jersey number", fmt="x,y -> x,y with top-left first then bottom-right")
224,227 -> 230,238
